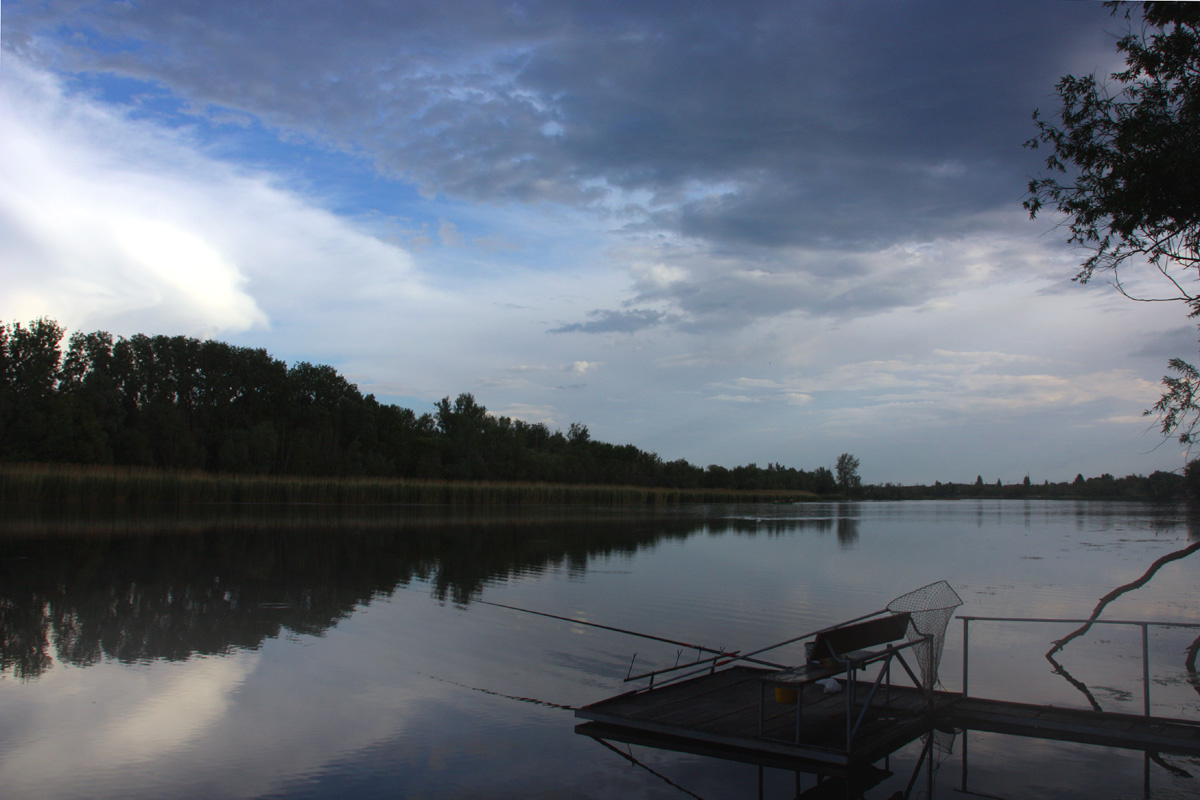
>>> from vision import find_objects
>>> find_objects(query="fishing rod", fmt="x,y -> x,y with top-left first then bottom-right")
590,737 -> 707,800
633,607 -> 891,689
477,598 -> 723,653
475,598 -> 785,669
423,672 -> 576,711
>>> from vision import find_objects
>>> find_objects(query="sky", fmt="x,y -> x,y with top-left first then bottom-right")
0,0 -> 1195,485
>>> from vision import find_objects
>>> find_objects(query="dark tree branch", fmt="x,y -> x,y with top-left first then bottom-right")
1046,541 -> 1200,660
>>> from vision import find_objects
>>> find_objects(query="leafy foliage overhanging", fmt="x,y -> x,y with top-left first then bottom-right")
1025,2 -> 1200,443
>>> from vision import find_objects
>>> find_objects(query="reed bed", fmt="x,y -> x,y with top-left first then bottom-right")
0,463 -> 820,506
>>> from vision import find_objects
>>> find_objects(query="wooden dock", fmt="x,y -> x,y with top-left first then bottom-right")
947,696 -> 1200,755
575,666 -> 952,767
575,666 -> 1200,768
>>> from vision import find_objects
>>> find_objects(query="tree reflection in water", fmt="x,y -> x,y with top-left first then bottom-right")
0,506 -> 845,680
1043,539 -> 1200,713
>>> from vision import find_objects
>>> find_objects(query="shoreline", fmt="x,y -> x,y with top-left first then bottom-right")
0,463 -> 824,506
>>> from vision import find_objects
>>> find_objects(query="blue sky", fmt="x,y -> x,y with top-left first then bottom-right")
1,0 -> 1194,483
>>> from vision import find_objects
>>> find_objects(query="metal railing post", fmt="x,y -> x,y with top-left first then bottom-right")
962,617 -> 970,698
1142,623 -> 1151,717
956,615 -> 1200,714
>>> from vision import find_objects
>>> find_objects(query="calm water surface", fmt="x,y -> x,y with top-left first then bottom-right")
1,500 -> 1198,799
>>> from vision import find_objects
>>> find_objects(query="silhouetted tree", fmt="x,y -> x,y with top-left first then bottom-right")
1025,3 -> 1200,449
836,453 -> 861,496
0,318 -> 82,461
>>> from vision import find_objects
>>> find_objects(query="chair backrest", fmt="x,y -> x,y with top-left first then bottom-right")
810,612 -> 911,661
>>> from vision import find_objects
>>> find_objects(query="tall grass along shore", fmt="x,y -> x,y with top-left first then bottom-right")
1,463 -> 821,507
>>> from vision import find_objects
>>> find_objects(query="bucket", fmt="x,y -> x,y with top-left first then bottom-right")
774,687 -> 798,704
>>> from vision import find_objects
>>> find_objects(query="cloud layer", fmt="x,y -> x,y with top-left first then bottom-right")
0,1 -> 1190,482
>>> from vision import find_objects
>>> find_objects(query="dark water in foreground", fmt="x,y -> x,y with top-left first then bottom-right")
1,500 -> 1198,799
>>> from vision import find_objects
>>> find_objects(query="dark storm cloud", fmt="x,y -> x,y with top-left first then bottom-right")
2,0 -> 1130,329
628,255 -> 933,333
3,1 -> 1119,228
1132,326 -> 1200,361
549,308 -> 665,334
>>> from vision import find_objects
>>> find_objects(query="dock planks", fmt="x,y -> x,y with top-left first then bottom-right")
575,666 -> 941,765
576,666 -> 1200,767
948,696 -> 1200,755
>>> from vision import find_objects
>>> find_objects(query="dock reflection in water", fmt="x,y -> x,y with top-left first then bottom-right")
579,720 -> 953,800
581,721 -> 1197,800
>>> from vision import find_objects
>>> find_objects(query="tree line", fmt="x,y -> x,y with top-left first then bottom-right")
864,470 -> 1190,502
0,318 -> 841,493
5,317 -> 1188,500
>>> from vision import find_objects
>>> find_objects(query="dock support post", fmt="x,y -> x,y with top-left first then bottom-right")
961,730 -> 969,795
962,618 -> 969,698
1142,623 -> 1151,717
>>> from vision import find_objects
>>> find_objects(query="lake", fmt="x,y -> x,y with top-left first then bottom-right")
1,500 -> 1198,799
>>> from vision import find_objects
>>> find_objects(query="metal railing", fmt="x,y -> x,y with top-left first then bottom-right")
960,615 -> 1200,716
757,633 -> 933,752
626,607 -> 893,690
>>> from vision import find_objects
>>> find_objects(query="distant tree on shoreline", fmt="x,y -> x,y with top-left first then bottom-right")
836,453 -> 861,497
862,471 -> 1185,502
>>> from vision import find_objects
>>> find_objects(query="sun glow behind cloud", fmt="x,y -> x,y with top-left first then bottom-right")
111,219 -> 266,331
0,58 -> 435,340
1,60 -> 261,333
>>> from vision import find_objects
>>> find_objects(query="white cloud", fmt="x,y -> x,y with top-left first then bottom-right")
0,57 -> 430,339
631,261 -> 688,290
0,60 -> 259,333
111,218 -> 266,330
500,403 -> 560,425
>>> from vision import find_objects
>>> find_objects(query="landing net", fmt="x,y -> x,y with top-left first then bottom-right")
887,580 -> 963,689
